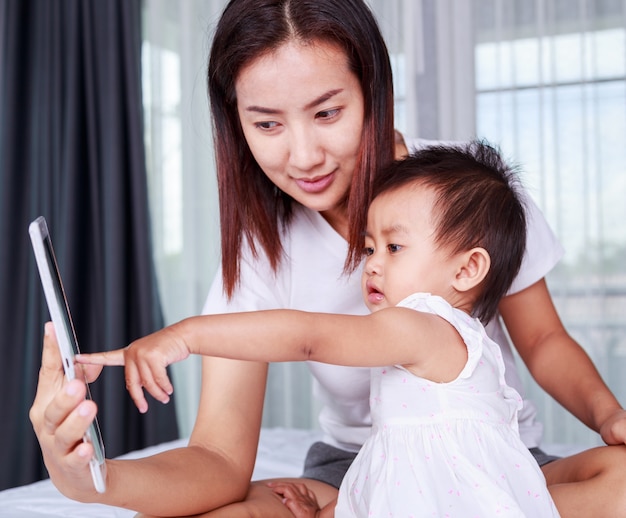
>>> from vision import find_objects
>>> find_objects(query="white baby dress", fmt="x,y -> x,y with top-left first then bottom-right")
334,293 -> 559,517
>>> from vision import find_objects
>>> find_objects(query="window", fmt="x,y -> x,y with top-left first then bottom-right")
142,0 -> 626,446
376,0 -> 626,447
472,0 -> 626,446
142,0 -> 223,436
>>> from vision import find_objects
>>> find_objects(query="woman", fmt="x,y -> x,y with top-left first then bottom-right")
30,0 -> 626,516
78,142 -> 562,517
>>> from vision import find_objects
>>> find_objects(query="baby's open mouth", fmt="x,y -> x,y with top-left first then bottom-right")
366,280 -> 383,299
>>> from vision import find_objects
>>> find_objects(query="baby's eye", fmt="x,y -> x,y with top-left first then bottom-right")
387,244 -> 402,253
363,246 -> 374,257
316,108 -> 340,121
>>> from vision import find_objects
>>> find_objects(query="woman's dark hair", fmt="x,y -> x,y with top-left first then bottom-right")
372,141 -> 527,323
208,0 -> 395,298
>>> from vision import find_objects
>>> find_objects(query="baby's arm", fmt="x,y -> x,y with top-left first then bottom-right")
78,307 -> 465,411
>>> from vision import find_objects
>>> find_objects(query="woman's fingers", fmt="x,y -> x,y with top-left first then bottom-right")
30,324 -> 102,497
76,362 -> 105,384
31,323 -> 68,432
53,387 -> 98,453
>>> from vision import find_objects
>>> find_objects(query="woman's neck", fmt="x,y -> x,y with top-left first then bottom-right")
319,207 -> 349,240
316,131 -> 409,242
394,130 -> 409,158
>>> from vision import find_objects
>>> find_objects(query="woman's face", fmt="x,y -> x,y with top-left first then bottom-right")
235,39 -> 365,235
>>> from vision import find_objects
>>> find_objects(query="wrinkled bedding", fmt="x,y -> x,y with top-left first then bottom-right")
0,428 -> 322,517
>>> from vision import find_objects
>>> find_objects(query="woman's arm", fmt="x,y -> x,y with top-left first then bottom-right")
30,323 -> 268,516
499,278 -> 626,444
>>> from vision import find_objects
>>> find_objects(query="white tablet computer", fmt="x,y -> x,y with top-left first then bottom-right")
29,216 -> 106,493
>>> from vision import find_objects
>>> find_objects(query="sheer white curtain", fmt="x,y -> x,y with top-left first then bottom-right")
142,0 -> 626,447
468,0 -> 626,447
142,0 -> 223,436
420,0 -> 626,447
141,0 -> 322,435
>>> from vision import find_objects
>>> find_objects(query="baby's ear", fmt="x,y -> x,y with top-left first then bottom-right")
453,248 -> 490,292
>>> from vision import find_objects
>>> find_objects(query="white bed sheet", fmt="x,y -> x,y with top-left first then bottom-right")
0,427 -> 323,518
0,428 -> 587,518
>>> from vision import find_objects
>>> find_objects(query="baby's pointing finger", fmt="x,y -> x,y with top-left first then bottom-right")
75,348 -> 126,366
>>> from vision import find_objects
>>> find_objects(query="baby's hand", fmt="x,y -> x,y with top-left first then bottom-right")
76,326 -> 190,413
268,481 -> 322,518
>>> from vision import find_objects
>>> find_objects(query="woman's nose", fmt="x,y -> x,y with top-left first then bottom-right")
287,127 -> 324,171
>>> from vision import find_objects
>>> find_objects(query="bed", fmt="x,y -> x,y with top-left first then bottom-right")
0,427 -> 585,517
0,427 -> 323,518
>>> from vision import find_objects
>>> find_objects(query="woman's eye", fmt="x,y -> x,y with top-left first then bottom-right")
363,247 -> 374,257
316,108 -> 340,120
255,120 -> 279,130
387,244 -> 402,253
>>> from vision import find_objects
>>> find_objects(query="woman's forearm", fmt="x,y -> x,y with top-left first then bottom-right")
102,446 -> 251,516
525,331 -> 622,432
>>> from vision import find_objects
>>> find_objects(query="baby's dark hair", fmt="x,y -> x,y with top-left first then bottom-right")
372,140 -> 527,323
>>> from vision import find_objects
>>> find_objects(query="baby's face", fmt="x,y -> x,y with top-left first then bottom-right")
361,184 -> 460,312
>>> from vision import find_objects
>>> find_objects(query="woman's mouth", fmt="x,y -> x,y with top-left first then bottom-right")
295,172 -> 335,194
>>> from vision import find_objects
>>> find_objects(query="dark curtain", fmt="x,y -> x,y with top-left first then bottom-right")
0,0 -> 179,490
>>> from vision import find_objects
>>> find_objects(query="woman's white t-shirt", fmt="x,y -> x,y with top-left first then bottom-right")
202,138 -> 564,451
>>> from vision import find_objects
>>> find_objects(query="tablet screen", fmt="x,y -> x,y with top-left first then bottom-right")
29,216 -> 106,492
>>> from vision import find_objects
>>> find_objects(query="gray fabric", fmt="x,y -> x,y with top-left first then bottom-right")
530,447 -> 560,467
301,442 -> 358,489
302,442 -> 560,489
